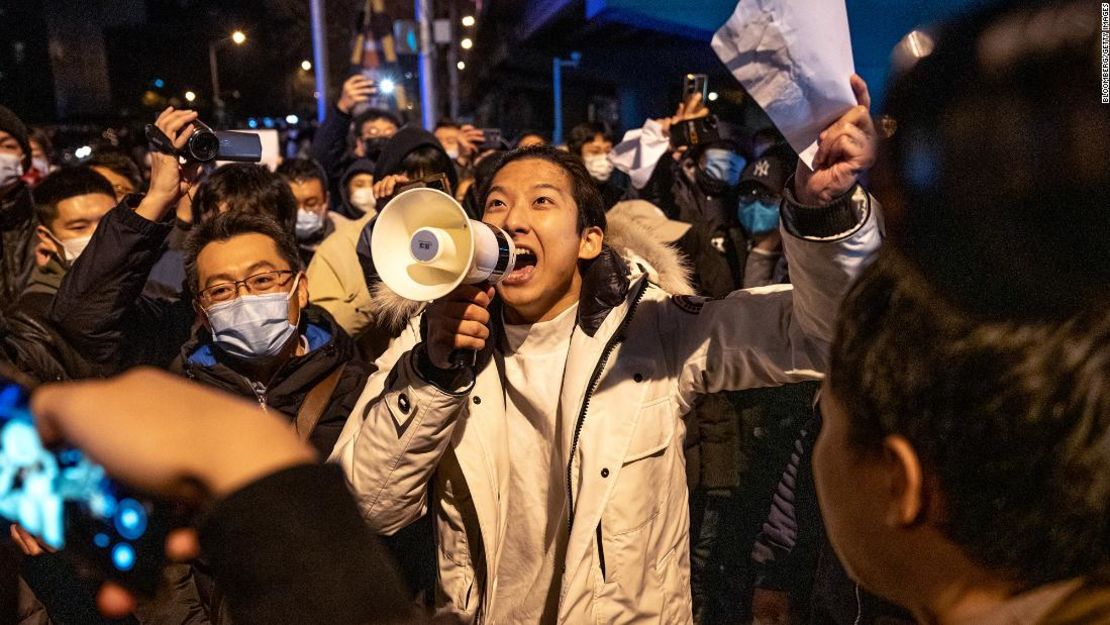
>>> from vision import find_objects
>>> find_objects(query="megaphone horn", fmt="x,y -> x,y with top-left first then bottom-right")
370,187 -> 518,303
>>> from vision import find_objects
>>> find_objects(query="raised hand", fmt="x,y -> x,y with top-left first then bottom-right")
794,74 -> 878,205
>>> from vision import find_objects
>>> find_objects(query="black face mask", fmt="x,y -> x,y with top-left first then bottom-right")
363,137 -> 388,162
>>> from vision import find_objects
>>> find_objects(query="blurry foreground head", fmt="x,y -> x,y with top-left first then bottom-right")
818,1 -> 1110,618
876,0 -> 1109,319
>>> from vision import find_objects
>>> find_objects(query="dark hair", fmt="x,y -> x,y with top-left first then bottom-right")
876,0 -> 1109,319
830,250 -> 1110,588
28,127 -> 53,158
184,211 -> 303,294
567,122 -> 614,158
514,131 -> 547,147
275,157 -> 327,189
192,164 -> 298,234
33,166 -> 116,228
434,119 -> 460,131
87,151 -> 142,192
400,145 -> 454,182
353,108 -> 402,136
483,146 -> 606,233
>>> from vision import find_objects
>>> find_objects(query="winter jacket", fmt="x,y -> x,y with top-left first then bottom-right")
331,186 -> 881,623
751,411 -> 913,625
306,212 -> 377,339
311,106 -> 369,219
298,211 -> 352,266
179,304 -> 368,459
1,182 -> 36,307
50,197 -> 197,371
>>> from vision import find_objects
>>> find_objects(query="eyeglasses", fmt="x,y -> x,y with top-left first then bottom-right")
198,270 -> 295,307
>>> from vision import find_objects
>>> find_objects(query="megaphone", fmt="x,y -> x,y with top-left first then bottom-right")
371,187 -> 517,302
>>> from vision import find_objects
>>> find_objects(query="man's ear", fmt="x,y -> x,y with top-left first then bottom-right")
881,435 -> 924,528
193,300 -> 212,332
578,226 -> 604,261
296,272 -> 309,308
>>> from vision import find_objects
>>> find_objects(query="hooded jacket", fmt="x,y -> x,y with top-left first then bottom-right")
331,184 -> 881,623
338,158 -> 377,218
179,304 -> 368,458
373,125 -> 458,193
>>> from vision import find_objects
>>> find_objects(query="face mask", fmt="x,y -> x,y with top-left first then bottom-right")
204,276 -> 301,360
738,198 -> 781,235
445,147 -> 460,161
363,137 -> 387,161
295,209 -> 325,239
31,157 -> 50,177
0,152 -> 23,188
584,153 -> 614,182
46,231 -> 92,264
702,148 -> 745,187
349,187 -> 377,214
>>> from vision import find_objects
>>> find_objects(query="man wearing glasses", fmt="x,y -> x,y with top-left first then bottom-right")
46,108 -> 368,458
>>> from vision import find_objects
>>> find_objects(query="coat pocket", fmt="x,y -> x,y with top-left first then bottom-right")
602,399 -> 677,543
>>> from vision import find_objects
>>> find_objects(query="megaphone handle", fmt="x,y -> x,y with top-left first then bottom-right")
449,349 -> 478,370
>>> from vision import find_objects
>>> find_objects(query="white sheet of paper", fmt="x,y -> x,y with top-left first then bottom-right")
609,119 -> 672,190
711,0 -> 856,168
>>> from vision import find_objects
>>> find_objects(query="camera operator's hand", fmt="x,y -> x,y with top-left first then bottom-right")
10,524 -> 56,557
137,107 -> 202,222
337,74 -> 378,115
424,285 -> 495,370
456,125 -> 486,161
372,174 -> 411,201
794,74 -> 877,206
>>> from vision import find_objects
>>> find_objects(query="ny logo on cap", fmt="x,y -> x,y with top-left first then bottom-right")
754,160 -> 770,177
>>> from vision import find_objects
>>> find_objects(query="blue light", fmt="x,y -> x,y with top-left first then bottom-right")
247,118 -> 258,129
153,78 -> 165,89
94,533 -> 110,548
112,543 -> 135,571
262,117 -> 275,129
114,499 -> 147,540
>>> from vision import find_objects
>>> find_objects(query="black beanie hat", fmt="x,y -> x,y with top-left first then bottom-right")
0,105 -> 31,171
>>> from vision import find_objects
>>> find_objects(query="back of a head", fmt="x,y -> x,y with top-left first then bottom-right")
876,0 -> 1109,319
831,250 -> 1110,588
33,166 -> 116,228
484,145 -> 607,233
193,164 -> 298,235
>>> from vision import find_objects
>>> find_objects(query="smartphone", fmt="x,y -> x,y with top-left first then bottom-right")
683,73 -> 709,104
0,376 -> 170,594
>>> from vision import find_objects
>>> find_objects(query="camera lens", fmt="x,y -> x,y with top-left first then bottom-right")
188,129 -> 220,162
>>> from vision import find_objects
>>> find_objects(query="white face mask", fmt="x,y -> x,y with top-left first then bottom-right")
349,186 -> 377,214
204,275 -> 302,360
584,153 -> 614,182
295,208 -> 326,240
31,157 -> 50,177
445,147 -> 460,161
0,152 -> 23,188
47,231 -> 92,264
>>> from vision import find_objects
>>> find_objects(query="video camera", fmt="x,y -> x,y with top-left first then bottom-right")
145,120 -> 262,164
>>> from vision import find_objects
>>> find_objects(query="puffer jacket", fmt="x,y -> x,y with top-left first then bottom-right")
179,304 -> 368,459
331,186 -> 881,623
1,182 -> 36,307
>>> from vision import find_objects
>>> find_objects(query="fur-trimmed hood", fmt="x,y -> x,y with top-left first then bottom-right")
369,211 -> 694,334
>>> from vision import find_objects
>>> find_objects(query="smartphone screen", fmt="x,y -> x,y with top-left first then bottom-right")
0,378 -> 168,593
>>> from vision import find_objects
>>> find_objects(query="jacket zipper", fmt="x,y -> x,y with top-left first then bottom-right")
250,380 -> 268,411
566,278 -> 649,532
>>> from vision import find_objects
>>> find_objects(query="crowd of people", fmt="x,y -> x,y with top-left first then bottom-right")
2,1 -> 1109,624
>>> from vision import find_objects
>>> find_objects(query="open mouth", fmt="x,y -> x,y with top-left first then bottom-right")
503,247 -> 537,286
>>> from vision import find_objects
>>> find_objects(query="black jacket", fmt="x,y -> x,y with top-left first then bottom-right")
179,305 -> 368,458
1,182 -> 36,307
633,157 -> 747,296
311,106 -> 367,219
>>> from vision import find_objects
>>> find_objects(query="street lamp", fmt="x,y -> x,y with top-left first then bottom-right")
300,60 -> 312,71
184,90 -> 197,103
460,37 -> 473,50
209,30 -> 247,126
461,15 -> 475,27
457,61 -> 465,70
